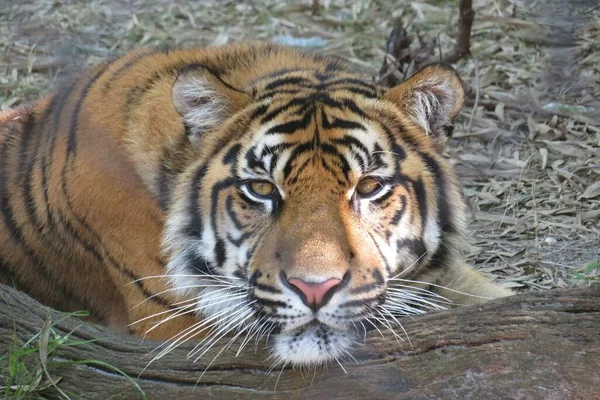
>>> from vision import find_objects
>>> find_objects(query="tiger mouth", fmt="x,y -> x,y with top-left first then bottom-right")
289,319 -> 332,333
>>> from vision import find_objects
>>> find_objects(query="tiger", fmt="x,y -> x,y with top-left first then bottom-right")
0,42 -> 512,366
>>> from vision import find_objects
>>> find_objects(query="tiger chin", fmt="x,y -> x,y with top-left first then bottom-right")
0,42 -> 511,367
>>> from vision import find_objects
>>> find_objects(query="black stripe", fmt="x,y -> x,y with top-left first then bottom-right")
330,136 -> 369,161
185,165 -> 208,238
265,110 -> 313,135
253,297 -> 288,309
249,271 -> 281,294
319,158 -> 347,186
58,61 -> 173,307
339,298 -> 378,308
66,62 -> 114,156
189,252 -> 212,275
412,179 -> 428,232
102,48 -> 166,92
237,190 -> 263,210
55,66 -> 175,309
0,124 -> 89,310
322,78 -> 377,91
261,143 -> 297,174
321,117 -> 365,131
156,134 -> 189,210
225,195 -> 245,230
250,68 -> 308,84
285,157 -> 312,186
366,230 -> 392,274
425,241 -> 452,273
223,143 -> 241,173
390,195 -> 407,225
420,152 -> 453,233
263,76 -> 314,92
396,238 -> 427,258
260,98 -> 307,124
350,283 -> 380,295
215,239 -> 226,267
227,231 -> 252,247
18,113 -> 43,229
340,98 -> 369,119
177,62 -> 249,96
257,89 -> 303,100
282,141 -> 313,180
247,103 -> 271,124
210,177 -> 237,267
156,163 -> 174,210
370,189 -> 394,206
320,142 -> 351,182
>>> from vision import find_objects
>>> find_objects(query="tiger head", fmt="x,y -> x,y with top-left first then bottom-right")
162,51 -> 466,366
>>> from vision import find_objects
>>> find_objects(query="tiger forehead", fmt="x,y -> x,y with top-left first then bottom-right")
238,100 -> 398,191
250,68 -> 382,100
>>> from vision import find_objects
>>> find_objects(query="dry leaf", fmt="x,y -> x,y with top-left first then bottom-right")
580,181 -> 600,199
539,147 -> 548,169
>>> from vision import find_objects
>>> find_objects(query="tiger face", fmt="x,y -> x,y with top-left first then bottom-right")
164,60 -> 470,366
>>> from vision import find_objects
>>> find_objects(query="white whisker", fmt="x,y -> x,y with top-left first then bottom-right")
335,357 -> 348,374
130,284 -> 238,310
386,292 -> 450,310
144,293 -> 247,337
197,315 -> 258,382
147,301 -> 247,364
373,309 -> 405,343
363,315 -> 386,339
389,278 -> 494,300
378,306 -> 412,347
389,251 -> 428,281
126,273 -> 245,286
129,302 -> 196,328
192,309 -> 256,362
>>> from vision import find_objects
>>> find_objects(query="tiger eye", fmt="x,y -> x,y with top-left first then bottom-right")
356,177 -> 381,196
248,181 -> 275,197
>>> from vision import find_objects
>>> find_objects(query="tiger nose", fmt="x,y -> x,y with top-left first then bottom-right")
287,277 -> 342,311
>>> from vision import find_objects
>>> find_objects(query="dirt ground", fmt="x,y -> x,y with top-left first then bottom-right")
1,0 -> 598,291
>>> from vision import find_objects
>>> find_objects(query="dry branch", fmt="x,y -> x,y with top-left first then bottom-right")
378,0 -> 475,86
1,283 -> 599,399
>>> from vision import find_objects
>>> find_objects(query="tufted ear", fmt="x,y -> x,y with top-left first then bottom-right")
172,66 -> 245,146
384,64 -> 464,152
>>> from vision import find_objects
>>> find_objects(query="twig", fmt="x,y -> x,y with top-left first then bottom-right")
466,57 -> 479,134
312,0 -> 320,16
377,0 -> 475,87
377,17 -> 411,86
442,0 -> 475,64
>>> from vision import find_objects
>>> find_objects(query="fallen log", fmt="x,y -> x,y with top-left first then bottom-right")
1,283 -> 599,399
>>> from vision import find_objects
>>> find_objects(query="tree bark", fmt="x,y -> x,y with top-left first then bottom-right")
1,283 -> 599,399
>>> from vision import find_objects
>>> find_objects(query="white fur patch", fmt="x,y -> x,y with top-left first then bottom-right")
410,78 -> 455,136
272,325 -> 355,366
173,75 -> 229,140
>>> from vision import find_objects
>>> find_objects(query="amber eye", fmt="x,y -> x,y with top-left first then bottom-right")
356,177 -> 383,197
247,181 -> 276,198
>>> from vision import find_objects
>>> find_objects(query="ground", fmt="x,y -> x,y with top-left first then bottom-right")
1,0 -> 598,291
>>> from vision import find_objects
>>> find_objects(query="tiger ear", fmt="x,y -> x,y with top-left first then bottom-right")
384,64 -> 464,152
172,66 -> 244,145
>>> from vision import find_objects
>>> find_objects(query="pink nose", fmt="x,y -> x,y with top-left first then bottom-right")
287,277 -> 342,310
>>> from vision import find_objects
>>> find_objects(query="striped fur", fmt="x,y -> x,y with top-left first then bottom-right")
0,43 -> 511,366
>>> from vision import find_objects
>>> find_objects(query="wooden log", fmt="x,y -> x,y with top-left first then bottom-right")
1,283 -> 599,399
